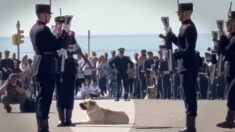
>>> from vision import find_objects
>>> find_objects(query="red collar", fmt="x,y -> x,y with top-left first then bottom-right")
37,20 -> 46,25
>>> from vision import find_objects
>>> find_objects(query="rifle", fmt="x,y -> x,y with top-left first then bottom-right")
210,31 -> 219,85
159,17 -> 173,72
228,2 -> 232,20
216,20 -> 224,77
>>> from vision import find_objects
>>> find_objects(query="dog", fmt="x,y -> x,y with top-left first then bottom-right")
78,100 -> 129,124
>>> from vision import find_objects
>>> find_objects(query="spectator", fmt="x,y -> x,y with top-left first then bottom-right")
12,60 -> 21,73
28,58 -> 33,67
104,52 -> 108,62
0,50 -> 14,82
96,55 -> 108,96
75,57 -> 85,97
0,73 -> 27,113
81,79 -> 91,99
78,53 -> 94,84
20,55 -> 32,90
11,53 -> 20,67
90,81 -> 101,99
133,53 -> 141,98
91,52 -> 98,83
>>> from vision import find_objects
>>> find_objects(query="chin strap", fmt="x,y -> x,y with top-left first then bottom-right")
44,13 -> 48,24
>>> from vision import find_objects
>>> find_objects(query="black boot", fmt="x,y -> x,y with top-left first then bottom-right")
217,109 -> 235,129
37,119 -> 50,132
57,109 -> 66,127
65,109 -> 75,126
179,115 -> 196,132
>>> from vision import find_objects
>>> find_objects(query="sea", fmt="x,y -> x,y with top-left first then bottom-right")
0,34 -> 212,59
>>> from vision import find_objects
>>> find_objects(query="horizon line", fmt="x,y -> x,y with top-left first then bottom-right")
0,33 -> 211,38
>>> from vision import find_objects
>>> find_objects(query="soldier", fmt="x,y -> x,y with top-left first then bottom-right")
30,4 -> 68,132
167,3 -> 199,132
109,48 -> 133,101
56,52 -> 77,127
216,11 -> 235,129
53,15 -> 77,127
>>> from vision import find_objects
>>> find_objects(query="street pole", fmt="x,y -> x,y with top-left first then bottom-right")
16,21 -> 20,60
88,30 -> 90,57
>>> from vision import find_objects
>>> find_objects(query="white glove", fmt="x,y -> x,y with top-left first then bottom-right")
57,48 -> 67,57
218,30 -> 225,37
52,25 -> 57,36
164,27 -> 172,34
63,24 -> 71,32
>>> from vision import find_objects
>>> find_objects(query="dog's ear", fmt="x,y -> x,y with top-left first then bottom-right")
90,100 -> 96,105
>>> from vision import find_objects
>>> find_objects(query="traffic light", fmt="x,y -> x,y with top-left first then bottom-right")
12,34 -> 18,45
18,29 -> 24,44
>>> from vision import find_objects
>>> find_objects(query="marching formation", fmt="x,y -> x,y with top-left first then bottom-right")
0,1 -> 235,132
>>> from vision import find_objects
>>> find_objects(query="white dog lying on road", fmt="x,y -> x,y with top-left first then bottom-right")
77,100 -> 129,124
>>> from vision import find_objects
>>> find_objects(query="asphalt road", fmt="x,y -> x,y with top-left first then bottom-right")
0,99 -> 234,132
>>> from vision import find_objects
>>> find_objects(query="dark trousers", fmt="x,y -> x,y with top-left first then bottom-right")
1,93 -> 27,111
117,75 -> 129,99
156,78 -> 163,99
133,78 -> 141,99
56,73 -> 76,110
36,73 -> 56,119
180,71 -> 198,117
226,76 -> 235,111
99,77 -> 107,96
171,73 -> 180,99
197,74 -> 208,99
128,78 -> 134,95
75,78 -> 84,95
163,75 -> 171,99
140,75 -> 147,98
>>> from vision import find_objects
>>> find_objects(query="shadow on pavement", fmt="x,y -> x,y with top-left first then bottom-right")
134,126 -> 182,129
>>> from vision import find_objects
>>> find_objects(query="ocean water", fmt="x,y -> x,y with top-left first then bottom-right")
0,34 -> 212,59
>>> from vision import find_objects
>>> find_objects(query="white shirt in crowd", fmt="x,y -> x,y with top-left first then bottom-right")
78,59 -> 94,76
81,84 -> 91,93
90,85 -> 101,95
20,62 -> 31,72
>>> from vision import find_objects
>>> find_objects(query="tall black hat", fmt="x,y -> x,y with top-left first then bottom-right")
36,4 -> 52,14
229,11 -> 235,20
178,3 -> 193,11
54,16 -> 65,23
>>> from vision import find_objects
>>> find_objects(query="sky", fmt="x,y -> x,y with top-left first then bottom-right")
0,0 -> 234,37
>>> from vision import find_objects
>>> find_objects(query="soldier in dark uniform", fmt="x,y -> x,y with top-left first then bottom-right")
0,51 -> 14,82
54,15 -> 77,127
109,48 -> 133,101
56,52 -> 77,127
30,4 -> 68,132
167,3 -> 198,132
216,11 -> 235,129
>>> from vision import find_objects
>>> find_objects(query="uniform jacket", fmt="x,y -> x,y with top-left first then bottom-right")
169,19 -> 198,73
219,32 -> 235,77
109,56 -> 133,77
30,20 -> 67,75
